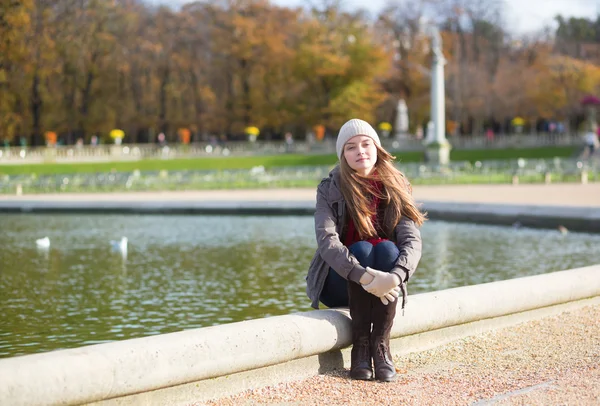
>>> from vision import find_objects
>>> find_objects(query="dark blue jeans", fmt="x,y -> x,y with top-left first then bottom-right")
319,240 -> 400,308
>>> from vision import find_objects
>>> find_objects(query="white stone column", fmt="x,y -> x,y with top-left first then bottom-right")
425,26 -> 451,164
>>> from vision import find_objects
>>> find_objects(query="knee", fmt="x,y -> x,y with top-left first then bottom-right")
349,241 -> 373,265
373,241 -> 400,271
374,241 -> 399,257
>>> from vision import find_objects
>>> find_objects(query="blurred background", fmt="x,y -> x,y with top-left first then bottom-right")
1,0 -> 600,147
2,0 -> 600,190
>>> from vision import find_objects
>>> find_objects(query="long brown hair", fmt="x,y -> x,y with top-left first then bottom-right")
339,144 -> 427,240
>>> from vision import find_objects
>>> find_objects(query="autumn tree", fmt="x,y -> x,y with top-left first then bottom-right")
292,2 -> 389,132
0,0 -> 33,144
3,0 -> 600,146
526,55 -> 600,130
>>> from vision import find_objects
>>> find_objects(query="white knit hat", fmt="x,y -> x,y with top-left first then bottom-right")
336,118 -> 381,160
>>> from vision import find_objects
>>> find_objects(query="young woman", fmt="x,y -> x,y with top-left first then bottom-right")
306,118 -> 426,382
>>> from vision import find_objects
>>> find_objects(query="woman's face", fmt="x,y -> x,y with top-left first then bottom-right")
343,135 -> 378,176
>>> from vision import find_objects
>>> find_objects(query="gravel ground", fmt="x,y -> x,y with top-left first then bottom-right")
199,304 -> 600,406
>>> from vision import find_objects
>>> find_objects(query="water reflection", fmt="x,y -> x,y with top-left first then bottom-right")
429,224 -> 453,290
1,214 -> 600,358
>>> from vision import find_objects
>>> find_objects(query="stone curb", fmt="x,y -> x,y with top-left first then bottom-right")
1,200 -> 599,232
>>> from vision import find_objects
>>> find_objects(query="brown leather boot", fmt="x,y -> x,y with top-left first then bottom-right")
370,292 -> 397,382
348,281 -> 373,380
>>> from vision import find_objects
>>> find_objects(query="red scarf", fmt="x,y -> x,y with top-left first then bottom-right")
344,179 -> 387,247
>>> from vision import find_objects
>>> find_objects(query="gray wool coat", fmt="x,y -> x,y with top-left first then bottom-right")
306,166 -> 423,309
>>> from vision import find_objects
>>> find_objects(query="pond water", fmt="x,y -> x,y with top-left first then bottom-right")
1,214 -> 599,358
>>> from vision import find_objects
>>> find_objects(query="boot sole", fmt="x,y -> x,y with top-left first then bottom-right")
375,374 -> 397,382
351,375 -> 373,381
350,372 -> 373,380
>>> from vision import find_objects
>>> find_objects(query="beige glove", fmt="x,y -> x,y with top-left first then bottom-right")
380,285 -> 401,305
363,267 -> 400,297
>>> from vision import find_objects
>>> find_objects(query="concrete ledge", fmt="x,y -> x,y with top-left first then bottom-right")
421,201 -> 600,233
1,200 -> 599,233
1,265 -> 599,406
91,296 -> 600,406
0,200 -> 315,216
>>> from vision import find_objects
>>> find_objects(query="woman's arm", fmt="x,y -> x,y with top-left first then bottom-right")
390,217 -> 422,283
314,187 -> 367,283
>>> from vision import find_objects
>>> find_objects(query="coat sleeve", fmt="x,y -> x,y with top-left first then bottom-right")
391,217 -> 422,283
314,186 -> 366,283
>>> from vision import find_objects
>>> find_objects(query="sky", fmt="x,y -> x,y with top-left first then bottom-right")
150,0 -> 599,34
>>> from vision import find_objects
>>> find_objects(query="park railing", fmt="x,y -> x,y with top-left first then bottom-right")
0,133 -> 586,165
1,157 -> 597,195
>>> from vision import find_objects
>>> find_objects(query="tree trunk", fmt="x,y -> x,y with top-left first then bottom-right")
63,62 -> 77,145
240,58 -> 251,126
158,64 -> 170,137
190,69 -> 204,134
79,52 -> 98,138
31,70 -> 42,146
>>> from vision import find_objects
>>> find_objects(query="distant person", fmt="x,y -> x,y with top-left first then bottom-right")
415,125 -> 424,140
305,118 -> 426,382
306,131 -> 315,145
284,132 -> 294,153
219,134 -> 227,147
585,127 -> 599,156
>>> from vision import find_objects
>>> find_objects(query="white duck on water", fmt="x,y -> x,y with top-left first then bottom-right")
110,237 -> 128,255
36,237 -> 50,249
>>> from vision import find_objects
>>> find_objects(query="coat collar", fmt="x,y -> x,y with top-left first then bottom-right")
326,165 -> 343,202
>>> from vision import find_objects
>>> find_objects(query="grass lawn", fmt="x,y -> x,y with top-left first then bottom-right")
0,153 -> 338,176
0,146 -> 579,176
450,146 -> 579,162
3,171 -> 596,195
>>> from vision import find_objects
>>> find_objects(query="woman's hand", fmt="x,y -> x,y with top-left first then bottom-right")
362,267 -> 401,297
380,286 -> 401,305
